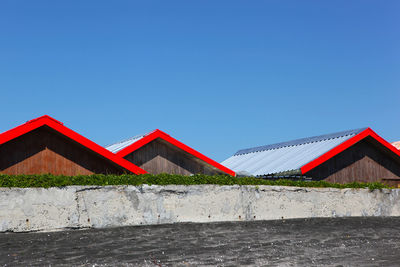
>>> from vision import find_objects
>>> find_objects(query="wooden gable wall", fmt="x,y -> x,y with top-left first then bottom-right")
305,137 -> 400,184
0,126 -> 125,175
124,138 -> 226,175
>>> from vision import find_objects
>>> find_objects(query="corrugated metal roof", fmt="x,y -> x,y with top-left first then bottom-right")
221,128 -> 367,177
105,132 -> 151,153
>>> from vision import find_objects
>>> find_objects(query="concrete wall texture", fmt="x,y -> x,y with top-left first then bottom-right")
1,185 -> 400,232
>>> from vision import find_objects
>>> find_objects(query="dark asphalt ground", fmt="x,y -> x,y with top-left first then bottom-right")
1,217 -> 400,266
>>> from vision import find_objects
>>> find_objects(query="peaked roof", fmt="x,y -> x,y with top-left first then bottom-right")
221,127 -> 400,177
106,129 -> 235,176
0,115 -> 147,174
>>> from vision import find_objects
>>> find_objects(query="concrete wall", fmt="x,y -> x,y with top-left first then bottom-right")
1,185 -> 400,232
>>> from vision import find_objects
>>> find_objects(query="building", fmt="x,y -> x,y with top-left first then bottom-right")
222,128 -> 400,185
106,129 -> 235,176
0,115 -> 146,175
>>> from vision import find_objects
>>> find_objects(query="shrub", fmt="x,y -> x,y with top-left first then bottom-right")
0,174 -> 389,190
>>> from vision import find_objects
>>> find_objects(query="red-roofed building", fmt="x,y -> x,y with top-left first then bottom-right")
223,128 -> 400,186
106,129 -> 235,176
0,116 -> 146,175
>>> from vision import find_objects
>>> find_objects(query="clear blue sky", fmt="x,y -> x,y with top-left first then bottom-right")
0,1 -> 399,161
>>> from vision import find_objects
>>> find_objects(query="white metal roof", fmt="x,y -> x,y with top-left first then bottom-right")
105,133 -> 149,153
221,128 -> 366,176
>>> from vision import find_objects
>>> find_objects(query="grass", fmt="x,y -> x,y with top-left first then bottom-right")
0,173 -> 390,190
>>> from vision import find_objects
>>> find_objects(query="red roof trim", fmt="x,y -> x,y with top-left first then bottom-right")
116,129 -> 236,176
0,115 -> 147,174
26,115 -> 64,125
301,128 -> 400,174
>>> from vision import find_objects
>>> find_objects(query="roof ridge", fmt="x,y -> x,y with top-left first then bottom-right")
234,127 -> 368,156
26,115 -> 63,125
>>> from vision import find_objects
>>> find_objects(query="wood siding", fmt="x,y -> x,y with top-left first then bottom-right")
0,126 -> 125,175
125,138 -> 225,175
381,178 -> 400,188
306,137 -> 400,184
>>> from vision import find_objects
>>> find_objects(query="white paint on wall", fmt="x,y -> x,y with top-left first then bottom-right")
1,185 -> 399,232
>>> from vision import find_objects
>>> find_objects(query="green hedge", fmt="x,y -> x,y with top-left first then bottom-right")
0,174 -> 389,190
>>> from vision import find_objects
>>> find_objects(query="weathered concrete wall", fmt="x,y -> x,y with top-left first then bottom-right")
1,185 -> 400,232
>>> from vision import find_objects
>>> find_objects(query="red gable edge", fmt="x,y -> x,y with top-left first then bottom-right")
115,129 -> 236,176
301,128 -> 400,174
0,115 -> 147,175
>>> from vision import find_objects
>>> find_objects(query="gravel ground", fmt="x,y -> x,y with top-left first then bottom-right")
1,217 -> 400,266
